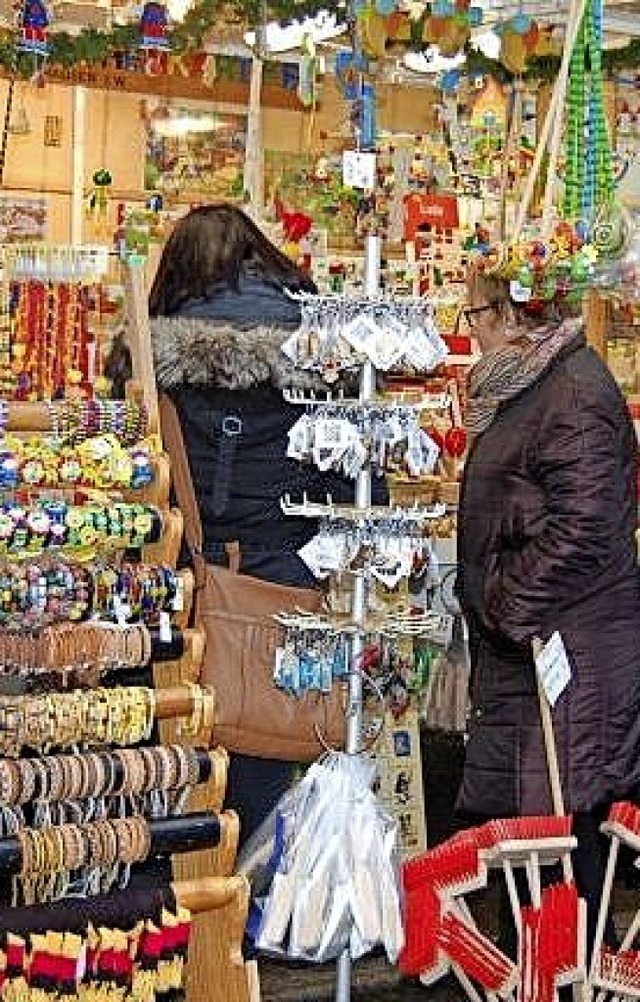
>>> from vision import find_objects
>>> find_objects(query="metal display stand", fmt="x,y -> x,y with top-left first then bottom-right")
280,234 -> 446,1001
334,234 -> 380,1002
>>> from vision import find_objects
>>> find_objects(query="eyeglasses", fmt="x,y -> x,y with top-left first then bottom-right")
462,304 -> 497,326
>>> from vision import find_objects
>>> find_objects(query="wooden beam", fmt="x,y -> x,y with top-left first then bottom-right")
19,64 -> 303,108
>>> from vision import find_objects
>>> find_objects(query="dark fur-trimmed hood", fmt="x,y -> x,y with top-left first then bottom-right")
151,316 -> 339,392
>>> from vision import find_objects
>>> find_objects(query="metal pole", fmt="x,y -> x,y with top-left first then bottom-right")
334,233 -> 381,1002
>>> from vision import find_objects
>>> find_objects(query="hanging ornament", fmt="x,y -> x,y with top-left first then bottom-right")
86,168 -> 113,232
297,33 -> 317,109
358,80 -> 377,149
139,1 -> 170,74
335,51 -> 362,103
422,0 -> 480,57
139,1 -> 170,49
17,0 -> 49,57
358,4 -> 388,60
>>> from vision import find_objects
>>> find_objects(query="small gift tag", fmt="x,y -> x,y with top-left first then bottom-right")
534,631 -> 572,707
342,436 -> 368,478
159,610 -> 172,645
419,429 -> 440,474
287,415 -> 314,461
297,532 -> 346,579
340,313 -> 380,356
312,418 -> 354,471
370,542 -> 412,589
281,329 -> 302,363
172,576 -> 184,612
510,279 -> 532,303
342,149 -> 377,189
112,594 -> 130,627
402,326 -> 449,371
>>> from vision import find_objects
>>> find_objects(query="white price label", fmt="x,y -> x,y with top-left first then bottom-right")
534,631 -> 572,707
342,150 -> 377,190
159,610 -> 172,645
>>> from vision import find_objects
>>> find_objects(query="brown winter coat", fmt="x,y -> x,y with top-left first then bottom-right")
456,333 -> 640,817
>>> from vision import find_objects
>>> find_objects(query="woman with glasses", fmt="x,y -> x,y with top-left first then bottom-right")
454,265 -> 640,957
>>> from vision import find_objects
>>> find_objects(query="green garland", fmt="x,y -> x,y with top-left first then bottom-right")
462,37 -> 640,84
0,0 -> 231,76
0,0 -> 638,82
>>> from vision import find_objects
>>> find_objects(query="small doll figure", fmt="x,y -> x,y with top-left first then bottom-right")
140,2 -> 170,49
18,0 -> 49,56
140,1 -> 170,74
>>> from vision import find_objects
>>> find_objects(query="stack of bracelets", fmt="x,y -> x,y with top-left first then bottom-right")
0,501 -> 161,556
46,399 -> 149,447
0,687 -> 157,756
0,270 -> 207,998
0,622 -> 154,688
0,435 -> 155,491
17,815 -> 152,903
0,682 -> 210,764
0,563 -> 182,630
0,745 -> 202,814
0,903 -> 191,1000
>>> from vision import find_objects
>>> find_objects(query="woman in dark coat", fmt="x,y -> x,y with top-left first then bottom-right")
148,204 -> 384,846
455,264 -> 640,949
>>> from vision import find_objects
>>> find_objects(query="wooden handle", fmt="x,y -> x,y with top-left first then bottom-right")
532,637 -> 573,882
155,683 -> 210,720
172,874 -> 250,914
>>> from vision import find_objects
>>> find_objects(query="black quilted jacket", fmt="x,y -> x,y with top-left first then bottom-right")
151,285 -> 386,587
456,334 -> 640,816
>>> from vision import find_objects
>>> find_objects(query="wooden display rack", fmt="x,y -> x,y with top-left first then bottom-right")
124,261 -> 259,1002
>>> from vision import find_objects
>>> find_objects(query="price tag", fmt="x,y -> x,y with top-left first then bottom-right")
534,631 -> 572,707
112,594 -> 130,627
159,610 -> 172,645
172,577 -> 184,612
342,150 -> 377,190
510,279 -> 532,303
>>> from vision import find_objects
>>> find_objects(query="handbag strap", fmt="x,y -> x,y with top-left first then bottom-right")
159,393 -> 241,581
159,392 -> 207,584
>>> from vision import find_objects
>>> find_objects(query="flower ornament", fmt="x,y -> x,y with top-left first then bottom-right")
473,223 -> 598,308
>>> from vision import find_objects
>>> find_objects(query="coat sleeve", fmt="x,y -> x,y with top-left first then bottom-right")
484,379 -> 637,644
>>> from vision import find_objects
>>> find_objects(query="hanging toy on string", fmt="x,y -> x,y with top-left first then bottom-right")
86,168 -> 113,236
139,1 -> 170,76
17,0 -> 49,58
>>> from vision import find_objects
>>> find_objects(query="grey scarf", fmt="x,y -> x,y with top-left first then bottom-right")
466,319 -> 583,441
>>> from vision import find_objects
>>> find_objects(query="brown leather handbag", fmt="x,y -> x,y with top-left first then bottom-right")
159,393 -> 346,761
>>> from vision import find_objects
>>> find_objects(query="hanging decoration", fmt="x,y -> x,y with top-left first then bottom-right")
0,0 -> 635,82
297,32 -> 317,108
139,0 -> 171,75
139,0 -> 171,49
422,0 -> 483,59
86,168 -> 113,234
357,4 -> 388,60
562,0 -> 614,226
17,0 -> 49,57
495,15 -> 545,76
472,222 -> 599,310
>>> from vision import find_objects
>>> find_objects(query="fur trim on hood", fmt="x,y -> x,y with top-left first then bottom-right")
151,316 -> 343,392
